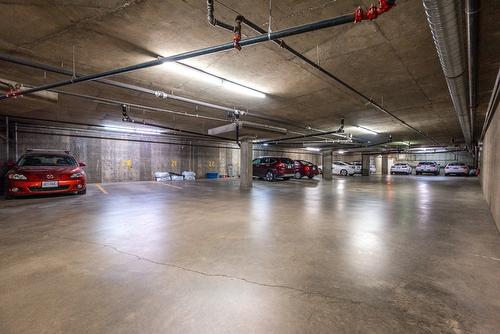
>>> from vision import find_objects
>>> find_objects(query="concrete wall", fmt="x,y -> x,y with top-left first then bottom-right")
15,128 -> 241,183
253,148 -> 321,165
480,103 -> 500,231
12,125 -> 319,183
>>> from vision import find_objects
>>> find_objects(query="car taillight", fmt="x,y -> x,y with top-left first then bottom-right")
304,166 -> 310,171
277,162 -> 284,168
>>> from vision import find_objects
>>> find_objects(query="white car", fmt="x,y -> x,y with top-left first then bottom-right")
352,161 -> 376,174
415,161 -> 439,175
444,163 -> 469,176
332,161 -> 356,176
390,163 -> 412,175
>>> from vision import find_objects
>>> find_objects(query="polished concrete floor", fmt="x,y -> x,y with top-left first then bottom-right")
0,176 -> 499,333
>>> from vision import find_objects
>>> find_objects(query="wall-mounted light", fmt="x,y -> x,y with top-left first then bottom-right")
305,147 -> 321,152
162,61 -> 266,98
355,125 -> 379,135
338,150 -> 346,154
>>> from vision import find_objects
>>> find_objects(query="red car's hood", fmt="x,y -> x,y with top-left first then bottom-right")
15,166 -> 80,175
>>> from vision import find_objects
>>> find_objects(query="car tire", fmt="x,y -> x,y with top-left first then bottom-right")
283,177 -> 290,181
5,194 -> 14,200
308,176 -> 314,179
434,172 -> 439,176
294,172 -> 302,179
390,172 -> 394,175
265,171 -> 275,182
340,169 -> 348,176
78,188 -> 87,195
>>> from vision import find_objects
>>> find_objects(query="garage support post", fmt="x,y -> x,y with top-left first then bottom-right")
240,139 -> 253,188
322,150 -> 332,180
362,154 -> 370,176
382,155 -> 389,175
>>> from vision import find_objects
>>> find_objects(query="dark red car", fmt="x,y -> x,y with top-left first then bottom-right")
294,160 -> 320,179
5,150 -> 86,198
252,157 -> 295,181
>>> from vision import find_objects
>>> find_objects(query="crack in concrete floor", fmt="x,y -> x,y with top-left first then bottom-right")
39,232 -> 362,306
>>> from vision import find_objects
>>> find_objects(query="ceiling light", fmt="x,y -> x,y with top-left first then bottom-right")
221,80 -> 266,98
104,125 -> 164,135
305,147 -> 321,152
355,125 -> 379,135
162,61 -> 266,98
338,150 -> 345,154
263,143 -> 269,146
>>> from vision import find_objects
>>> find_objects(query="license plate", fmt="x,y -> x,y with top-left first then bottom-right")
42,181 -> 58,188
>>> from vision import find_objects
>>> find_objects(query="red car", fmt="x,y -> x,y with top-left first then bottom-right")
252,157 -> 295,181
5,150 -> 86,198
294,160 -> 320,179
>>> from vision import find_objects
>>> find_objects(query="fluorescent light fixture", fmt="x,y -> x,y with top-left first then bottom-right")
305,147 -> 321,152
338,150 -> 345,154
162,61 -> 266,98
222,80 -> 266,98
104,125 -> 163,135
355,125 -> 379,135
263,143 -> 269,146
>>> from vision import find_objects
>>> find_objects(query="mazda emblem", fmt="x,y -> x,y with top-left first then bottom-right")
46,174 -> 54,179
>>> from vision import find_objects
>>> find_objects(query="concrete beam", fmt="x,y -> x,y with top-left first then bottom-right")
240,140 -> 253,188
322,150 -> 332,181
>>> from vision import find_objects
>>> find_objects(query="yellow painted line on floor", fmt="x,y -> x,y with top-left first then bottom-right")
160,183 -> 183,190
96,184 -> 109,194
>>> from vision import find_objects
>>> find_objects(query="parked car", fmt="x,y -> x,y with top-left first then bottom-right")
444,162 -> 469,176
352,161 -> 377,174
5,150 -> 86,198
252,157 -> 295,181
332,161 -> 356,176
294,160 -> 320,179
390,163 -> 412,175
415,161 -> 440,175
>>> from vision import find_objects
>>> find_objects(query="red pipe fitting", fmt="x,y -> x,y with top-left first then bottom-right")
353,0 -> 396,23
354,7 -> 364,23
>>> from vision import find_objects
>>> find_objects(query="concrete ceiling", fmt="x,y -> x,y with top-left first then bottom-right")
0,0 -> 498,147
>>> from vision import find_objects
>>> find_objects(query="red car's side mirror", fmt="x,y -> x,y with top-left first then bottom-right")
6,161 -> 15,169
79,162 -> 87,167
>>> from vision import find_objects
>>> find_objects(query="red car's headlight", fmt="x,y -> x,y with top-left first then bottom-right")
8,173 -> 27,180
70,172 -> 84,178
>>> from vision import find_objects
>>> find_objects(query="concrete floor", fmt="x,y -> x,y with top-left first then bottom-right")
0,176 -> 499,333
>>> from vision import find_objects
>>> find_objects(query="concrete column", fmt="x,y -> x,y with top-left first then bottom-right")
240,140 -> 253,188
362,154 -> 370,176
322,150 -> 332,180
382,155 -> 389,175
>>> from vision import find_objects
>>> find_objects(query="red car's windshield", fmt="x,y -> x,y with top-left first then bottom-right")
18,154 -> 77,167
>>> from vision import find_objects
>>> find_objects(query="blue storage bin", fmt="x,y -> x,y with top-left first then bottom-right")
206,172 -> 219,179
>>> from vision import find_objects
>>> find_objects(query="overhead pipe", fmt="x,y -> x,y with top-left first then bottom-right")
206,1 -> 442,146
423,0 -> 472,145
0,12 -> 360,100
466,0 -> 480,135
257,118 -> 345,144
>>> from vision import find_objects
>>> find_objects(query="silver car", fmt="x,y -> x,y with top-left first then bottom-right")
332,161 -> 356,176
390,163 -> 412,175
444,163 -> 469,176
415,161 -> 439,175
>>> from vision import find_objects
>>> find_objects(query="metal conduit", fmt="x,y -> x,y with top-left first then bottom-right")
423,0 -> 472,145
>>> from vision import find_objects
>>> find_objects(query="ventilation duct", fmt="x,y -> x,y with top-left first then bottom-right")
423,0 -> 472,145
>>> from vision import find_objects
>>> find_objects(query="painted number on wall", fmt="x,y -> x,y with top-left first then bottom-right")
170,160 -> 177,169
208,160 -> 216,168
122,160 -> 132,169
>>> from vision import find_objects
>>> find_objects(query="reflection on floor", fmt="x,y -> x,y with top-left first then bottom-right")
1,176 -> 499,333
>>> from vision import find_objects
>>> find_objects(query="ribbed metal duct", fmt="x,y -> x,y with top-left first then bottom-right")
423,0 -> 472,145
